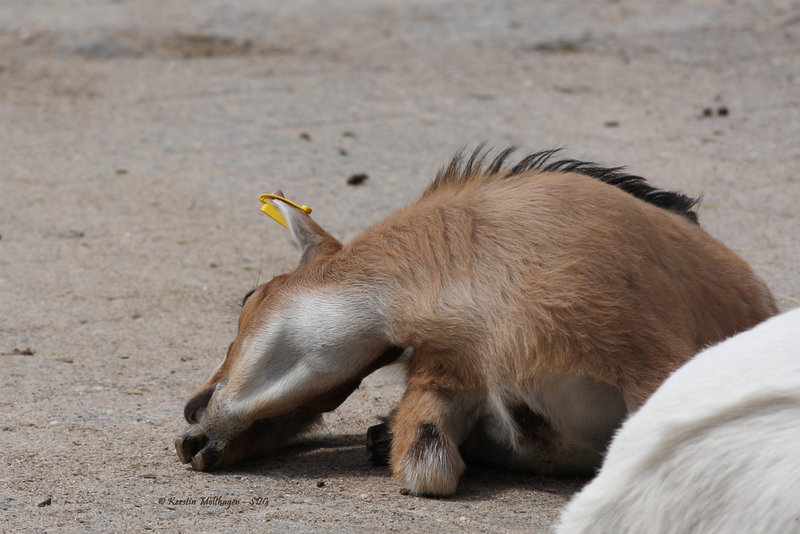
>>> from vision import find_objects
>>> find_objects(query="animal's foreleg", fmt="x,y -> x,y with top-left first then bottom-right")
389,387 -> 476,496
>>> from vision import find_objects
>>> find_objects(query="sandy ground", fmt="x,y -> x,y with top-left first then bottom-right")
2,1 -> 799,532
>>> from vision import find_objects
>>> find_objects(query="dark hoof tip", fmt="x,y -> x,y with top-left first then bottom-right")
190,440 -> 226,471
366,423 -> 392,466
175,430 -> 209,464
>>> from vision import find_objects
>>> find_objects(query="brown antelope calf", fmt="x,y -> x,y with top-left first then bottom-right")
175,147 -> 776,496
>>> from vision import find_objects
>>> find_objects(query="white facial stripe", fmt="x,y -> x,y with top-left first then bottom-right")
222,289 -> 390,419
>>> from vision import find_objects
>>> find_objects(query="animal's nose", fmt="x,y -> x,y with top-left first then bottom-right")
184,385 -> 216,424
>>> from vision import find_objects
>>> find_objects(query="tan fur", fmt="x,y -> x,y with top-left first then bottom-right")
355,173 -> 774,408
390,388 -> 468,495
178,156 -> 776,497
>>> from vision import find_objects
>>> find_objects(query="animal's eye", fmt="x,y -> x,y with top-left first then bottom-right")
241,288 -> 256,307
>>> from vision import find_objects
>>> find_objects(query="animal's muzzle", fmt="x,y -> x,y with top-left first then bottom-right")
184,385 -> 216,424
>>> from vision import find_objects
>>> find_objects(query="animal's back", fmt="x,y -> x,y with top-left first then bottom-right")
353,168 -> 775,407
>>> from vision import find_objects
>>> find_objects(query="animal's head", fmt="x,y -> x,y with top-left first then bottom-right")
177,193 -> 401,470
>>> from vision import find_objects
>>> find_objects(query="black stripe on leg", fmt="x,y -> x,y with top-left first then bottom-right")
409,424 -> 444,460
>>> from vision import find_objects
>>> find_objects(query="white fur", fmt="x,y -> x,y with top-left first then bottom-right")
218,289 -> 391,421
483,392 -> 521,450
464,374 -> 625,475
533,374 -> 626,453
556,307 -> 800,534
267,195 -> 311,256
399,449 -> 463,496
398,435 -> 465,496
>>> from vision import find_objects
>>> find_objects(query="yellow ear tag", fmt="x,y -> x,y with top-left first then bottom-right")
259,194 -> 312,228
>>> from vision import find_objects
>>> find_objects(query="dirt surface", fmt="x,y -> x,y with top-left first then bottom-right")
2,1 -> 799,532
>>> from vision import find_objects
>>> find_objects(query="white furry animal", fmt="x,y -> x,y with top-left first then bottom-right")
556,307 -> 800,534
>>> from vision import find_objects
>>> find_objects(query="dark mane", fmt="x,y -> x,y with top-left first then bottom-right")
425,146 -> 700,223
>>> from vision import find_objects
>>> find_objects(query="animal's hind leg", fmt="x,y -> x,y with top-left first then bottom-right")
388,386 -> 479,496
459,415 -> 604,476
461,375 -> 627,476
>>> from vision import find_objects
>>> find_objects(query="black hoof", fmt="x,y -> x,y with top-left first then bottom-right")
366,422 -> 392,466
190,439 -> 227,471
175,428 -> 209,464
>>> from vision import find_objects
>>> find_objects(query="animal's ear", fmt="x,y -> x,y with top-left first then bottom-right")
267,190 -> 342,265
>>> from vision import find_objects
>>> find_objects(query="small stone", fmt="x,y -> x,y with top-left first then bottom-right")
399,488 -> 411,495
717,106 -> 729,117
299,132 -> 312,141
347,173 -> 369,186
37,497 -> 52,507
316,480 -> 325,487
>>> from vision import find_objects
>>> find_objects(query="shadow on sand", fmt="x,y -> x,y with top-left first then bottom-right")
201,432 -> 587,500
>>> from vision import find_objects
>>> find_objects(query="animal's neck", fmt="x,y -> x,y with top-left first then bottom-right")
315,212 -> 482,351
230,286 -> 396,420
